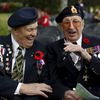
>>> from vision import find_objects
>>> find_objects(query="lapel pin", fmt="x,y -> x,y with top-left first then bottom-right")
9,51 -> 12,54
98,53 -> 100,59
93,53 -> 97,57
8,48 -> 11,51
5,67 -> 10,71
6,62 -> 9,66
6,58 -> 9,62
6,53 -> 9,57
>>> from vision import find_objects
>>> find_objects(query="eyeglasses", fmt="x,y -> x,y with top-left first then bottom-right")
62,19 -> 82,27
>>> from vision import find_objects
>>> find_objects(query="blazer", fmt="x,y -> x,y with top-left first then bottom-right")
46,33 -> 100,100
0,34 -> 49,100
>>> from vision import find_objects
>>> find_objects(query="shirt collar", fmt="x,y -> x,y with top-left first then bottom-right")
77,35 -> 82,46
11,34 -> 19,52
64,35 -> 82,46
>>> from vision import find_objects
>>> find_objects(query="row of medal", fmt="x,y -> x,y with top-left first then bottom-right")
0,45 -> 5,66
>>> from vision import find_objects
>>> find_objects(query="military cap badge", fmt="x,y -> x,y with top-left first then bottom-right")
71,6 -> 78,14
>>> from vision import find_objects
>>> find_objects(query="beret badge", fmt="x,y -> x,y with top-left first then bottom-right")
71,6 -> 78,14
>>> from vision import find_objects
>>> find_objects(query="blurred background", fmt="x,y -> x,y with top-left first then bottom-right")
0,0 -> 100,45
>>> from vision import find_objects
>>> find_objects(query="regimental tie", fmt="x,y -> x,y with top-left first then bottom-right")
12,46 -> 24,82
70,42 -> 81,71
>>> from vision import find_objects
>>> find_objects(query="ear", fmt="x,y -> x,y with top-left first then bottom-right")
81,20 -> 85,30
60,23 -> 65,32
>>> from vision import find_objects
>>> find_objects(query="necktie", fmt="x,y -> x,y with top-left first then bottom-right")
70,42 -> 81,71
12,46 -> 24,82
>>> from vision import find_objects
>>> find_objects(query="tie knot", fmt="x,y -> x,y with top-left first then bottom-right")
73,42 -> 77,44
18,46 -> 23,51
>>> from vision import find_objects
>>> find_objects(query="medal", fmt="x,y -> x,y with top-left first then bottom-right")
83,75 -> 89,81
5,67 -> 10,71
98,53 -> 100,59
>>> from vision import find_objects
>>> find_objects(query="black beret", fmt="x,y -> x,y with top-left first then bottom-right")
56,5 -> 84,23
8,7 -> 38,28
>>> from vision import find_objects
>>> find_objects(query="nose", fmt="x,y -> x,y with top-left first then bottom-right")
31,29 -> 37,36
69,21 -> 74,29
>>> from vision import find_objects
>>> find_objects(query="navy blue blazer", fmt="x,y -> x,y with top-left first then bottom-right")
0,34 -> 49,100
46,34 -> 100,100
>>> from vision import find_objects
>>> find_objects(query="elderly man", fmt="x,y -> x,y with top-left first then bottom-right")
0,7 -> 52,100
46,4 -> 100,100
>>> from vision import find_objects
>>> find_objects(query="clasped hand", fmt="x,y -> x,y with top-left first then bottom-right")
64,90 -> 82,100
64,42 -> 92,62
20,83 -> 53,98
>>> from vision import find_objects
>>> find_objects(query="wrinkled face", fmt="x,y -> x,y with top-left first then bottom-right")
61,15 -> 84,42
13,22 -> 38,48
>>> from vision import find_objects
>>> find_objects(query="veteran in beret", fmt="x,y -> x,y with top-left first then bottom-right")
0,7 -> 53,100
46,4 -> 100,100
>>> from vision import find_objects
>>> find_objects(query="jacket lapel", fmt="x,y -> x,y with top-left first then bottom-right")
3,34 -> 13,75
58,39 -> 79,73
23,40 -> 40,83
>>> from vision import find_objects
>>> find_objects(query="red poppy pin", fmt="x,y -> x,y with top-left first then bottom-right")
83,38 -> 90,44
34,51 -> 44,60
34,51 -> 45,75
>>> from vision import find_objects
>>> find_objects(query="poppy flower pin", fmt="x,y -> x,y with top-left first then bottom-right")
83,37 -> 90,44
34,51 -> 44,60
34,50 -> 45,75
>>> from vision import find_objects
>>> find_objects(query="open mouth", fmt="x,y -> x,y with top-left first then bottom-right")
68,30 -> 76,34
26,36 -> 35,42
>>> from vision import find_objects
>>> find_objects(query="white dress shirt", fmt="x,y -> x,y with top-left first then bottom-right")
64,35 -> 82,71
11,34 -> 26,95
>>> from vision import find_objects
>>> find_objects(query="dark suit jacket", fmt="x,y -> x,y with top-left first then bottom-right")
0,34 -> 50,100
46,34 -> 100,100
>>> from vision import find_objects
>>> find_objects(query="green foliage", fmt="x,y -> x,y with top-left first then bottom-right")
0,13 -> 11,35
84,0 -> 100,7
0,0 -> 61,14
9,2 -> 23,12
28,0 -> 61,14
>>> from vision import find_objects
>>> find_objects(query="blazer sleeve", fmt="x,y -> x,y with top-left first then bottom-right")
0,73 -> 18,98
89,55 -> 100,75
46,45 -> 70,100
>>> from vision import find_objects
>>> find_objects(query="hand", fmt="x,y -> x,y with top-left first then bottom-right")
64,90 -> 83,100
64,42 -> 92,62
20,83 -> 53,98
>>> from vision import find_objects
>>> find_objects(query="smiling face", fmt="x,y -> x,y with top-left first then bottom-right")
12,22 -> 38,48
61,15 -> 84,42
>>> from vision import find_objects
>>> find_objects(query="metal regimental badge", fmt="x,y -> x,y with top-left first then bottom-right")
71,6 -> 78,14
0,45 -> 5,68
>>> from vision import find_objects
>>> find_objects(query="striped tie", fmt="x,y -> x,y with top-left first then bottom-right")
12,46 -> 24,82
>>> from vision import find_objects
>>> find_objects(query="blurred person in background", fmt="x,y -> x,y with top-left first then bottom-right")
38,9 -> 52,27
93,9 -> 100,23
